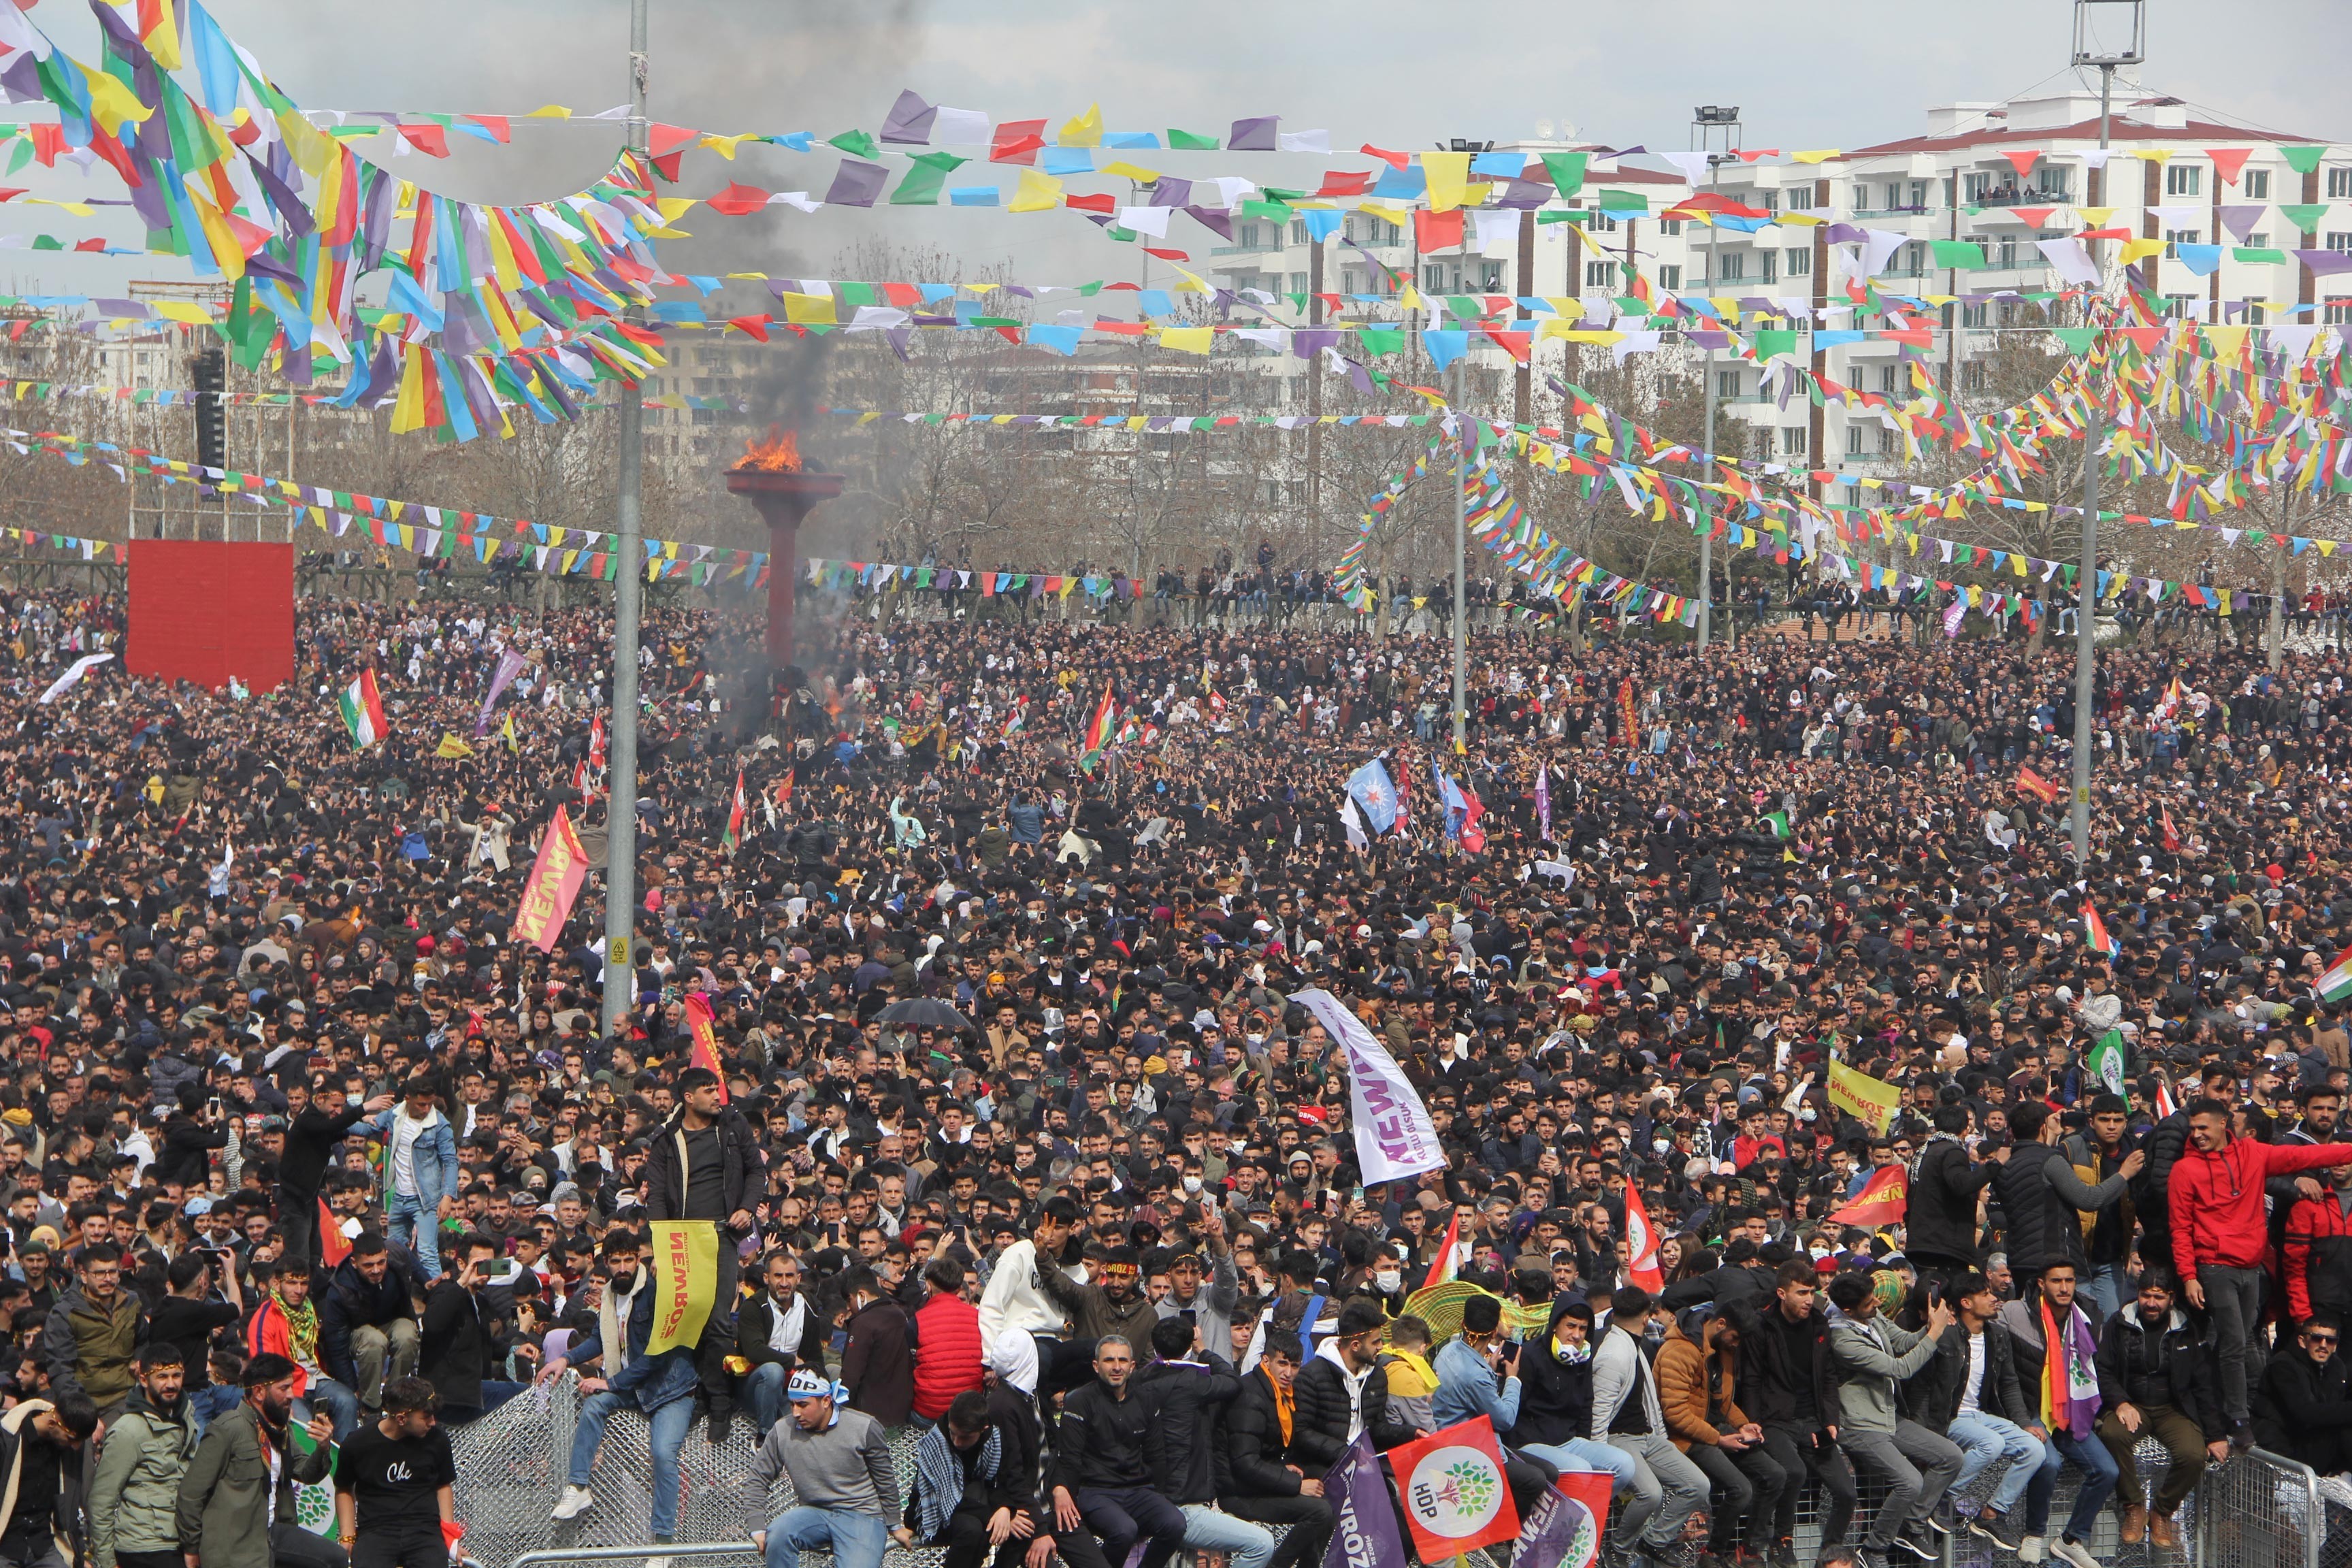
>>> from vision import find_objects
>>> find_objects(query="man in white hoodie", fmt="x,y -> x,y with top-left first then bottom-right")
978,1197 -> 1079,1383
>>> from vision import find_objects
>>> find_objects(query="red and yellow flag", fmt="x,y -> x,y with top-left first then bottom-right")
1827,1162 -> 1908,1227
685,992 -> 728,1100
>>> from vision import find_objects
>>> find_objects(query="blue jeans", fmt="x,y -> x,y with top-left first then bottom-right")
2082,1264 -> 2127,1321
385,1189 -> 441,1277
569,1388 -> 695,1539
1182,1504 -> 1275,1568
2025,1426 -> 2119,1541
762,1505 -> 887,1568
742,1362 -> 788,1437
299,1378 -> 360,1443
1948,1412 -> 2045,1515
1518,1438 -> 1640,1494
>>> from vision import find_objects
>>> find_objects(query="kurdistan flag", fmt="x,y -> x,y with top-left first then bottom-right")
722,768 -> 747,854
337,668 -> 386,749
2318,942 -> 2352,1003
1079,683 -> 1118,772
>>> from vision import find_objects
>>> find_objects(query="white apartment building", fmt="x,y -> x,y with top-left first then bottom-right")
1208,79 -> 2348,478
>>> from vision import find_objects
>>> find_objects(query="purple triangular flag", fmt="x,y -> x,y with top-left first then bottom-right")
879,90 -> 936,146
824,159 -> 889,208
1148,175 -> 1193,208
1229,116 -> 1278,150
2218,204 -> 2265,242
1185,206 -> 1234,241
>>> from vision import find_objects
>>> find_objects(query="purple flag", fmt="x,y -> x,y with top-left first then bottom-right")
1513,1483 -> 1602,1568
2218,204 -> 2266,242
1230,116 -> 1279,150
2295,248 -> 2352,278
824,159 -> 889,208
1320,1435 -> 1407,1568
879,89 -> 936,145
1147,175 -> 1194,208
474,648 -> 532,738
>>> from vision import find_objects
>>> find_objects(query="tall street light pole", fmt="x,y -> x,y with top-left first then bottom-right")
1693,106 -> 1738,651
1452,342 -> 1467,755
602,0 -> 649,1040
2070,0 -> 2141,867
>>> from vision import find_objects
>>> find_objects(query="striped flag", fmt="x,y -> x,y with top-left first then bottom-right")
1079,683 -> 1118,772
337,668 -> 385,749
721,769 -> 746,854
2317,943 -> 2352,1004
1422,1209 -> 1466,1290
2084,898 -> 2119,960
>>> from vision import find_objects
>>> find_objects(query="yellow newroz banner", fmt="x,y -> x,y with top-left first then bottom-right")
1827,1058 -> 1901,1134
646,1220 -> 720,1356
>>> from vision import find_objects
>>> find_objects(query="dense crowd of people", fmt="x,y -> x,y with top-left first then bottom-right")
4,579 -> 2352,1568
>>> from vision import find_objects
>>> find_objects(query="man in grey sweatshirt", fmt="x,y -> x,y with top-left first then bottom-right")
1826,1273 -> 1961,1568
745,1367 -> 905,1568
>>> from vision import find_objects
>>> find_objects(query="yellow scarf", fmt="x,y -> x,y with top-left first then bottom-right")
1381,1347 -> 1439,1398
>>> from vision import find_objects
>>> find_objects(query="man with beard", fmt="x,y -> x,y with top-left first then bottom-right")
0,1382 -> 95,1568
89,1344 -> 196,1568
175,1352 -> 340,1568
645,1066 -> 760,1442
1041,1245 -> 1158,1352
541,1230 -> 701,1552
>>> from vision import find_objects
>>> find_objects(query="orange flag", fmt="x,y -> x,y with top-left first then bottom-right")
1827,1162 -> 1910,1228
319,1197 -> 351,1267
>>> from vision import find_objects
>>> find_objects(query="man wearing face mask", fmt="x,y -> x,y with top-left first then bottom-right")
176,1352 -> 340,1568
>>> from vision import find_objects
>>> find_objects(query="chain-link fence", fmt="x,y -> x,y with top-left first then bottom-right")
2200,1447 -> 2323,1568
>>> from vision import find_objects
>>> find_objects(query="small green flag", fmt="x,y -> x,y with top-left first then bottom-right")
1167,128 -> 1220,150
2088,1028 -> 2127,1096
1760,811 -> 1791,839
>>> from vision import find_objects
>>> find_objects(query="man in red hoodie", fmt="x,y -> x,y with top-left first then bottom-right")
2168,1098 -> 2352,1446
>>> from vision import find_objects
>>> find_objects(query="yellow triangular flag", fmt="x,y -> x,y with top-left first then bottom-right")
1056,103 -> 1103,148
1009,168 -> 1064,212
1422,150 -> 1471,214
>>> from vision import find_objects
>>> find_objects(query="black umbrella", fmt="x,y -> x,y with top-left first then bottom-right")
877,998 -> 976,1033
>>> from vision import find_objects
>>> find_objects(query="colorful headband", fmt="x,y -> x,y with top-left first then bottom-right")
787,1368 -> 848,1403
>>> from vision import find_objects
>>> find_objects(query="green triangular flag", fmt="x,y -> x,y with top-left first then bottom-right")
1539,152 -> 1588,197
2051,326 -> 2097,354
2281,146 -> 2328,176
1167,129 -> 1220,150
827,129 -> 879,159
2281,203 -> 2329,235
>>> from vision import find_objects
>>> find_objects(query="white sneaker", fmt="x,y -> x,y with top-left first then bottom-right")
2051,1540 -> 2099,1568
2019,1535 -> 2048,1564
549,1484 -> 595,1521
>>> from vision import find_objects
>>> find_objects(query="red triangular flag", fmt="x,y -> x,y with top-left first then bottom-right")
685,993 -> 728,1101
319,1198 -> 351,1267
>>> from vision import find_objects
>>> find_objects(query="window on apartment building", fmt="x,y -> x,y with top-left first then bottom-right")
2247,232 -> 2270,250
1852,182 -> 1873,212
2162,293 -> 2194,319
1588,212 -> 1618,233
1880,427 -> 1900,455
1782,427 -> 1808,455
1879,365 -> 1899,395
2326,299 -> 2352,325
1761,251 -> 1778,284
1910,180 -> 1931,210
2164,228 -> 2199,258
2328,232 -> 2352,253
1718,370 -> 1743,399
1997,235 -> 2019,268
1586,258 -> 1617,288
1289,273 -> 1310,294
1761,191 -> 1782,215
2244,169 -> 2270,199
1963,171 -> 1992,202
1961,301 -> 1989,328
1288,221 -> 1307,244
1963,361 -> 1988,391
1718,251 -> 1746,282
1657,263 -> 1683,290
1905,242 -> 1929,274
2037,165 -> 2072,198
2247,301 -> 2268,325
1785,247 -> 1812,277
1659,218 -> 1683,235
1341,267 -> 1366,295
1884,182 -> 1905,212
1846,425 -> 1865,455
2166,165 -> 2202,197
1478,261 -> 1505,290
2330,168 -> 2352,199
1424,264 -> 1446,291
1239,223 -> 1267,248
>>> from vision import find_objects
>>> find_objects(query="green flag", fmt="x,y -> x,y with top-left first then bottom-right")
2088,1028 -> 2127,1096
1759,811 -> 1791,839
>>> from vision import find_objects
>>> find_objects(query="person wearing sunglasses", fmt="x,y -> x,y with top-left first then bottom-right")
2253,1310 -> 2352,1477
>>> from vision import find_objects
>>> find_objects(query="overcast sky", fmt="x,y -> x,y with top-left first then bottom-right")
5,0 -> 2349,304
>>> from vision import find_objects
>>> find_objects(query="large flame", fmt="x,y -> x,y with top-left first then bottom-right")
736,424 -> 803,473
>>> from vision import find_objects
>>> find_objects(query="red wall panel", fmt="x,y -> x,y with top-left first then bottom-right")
125,541 -> 295,693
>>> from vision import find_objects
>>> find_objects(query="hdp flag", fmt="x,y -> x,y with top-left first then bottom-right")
1346,760 -> 1399,833
2088,1028 -> 2127,1096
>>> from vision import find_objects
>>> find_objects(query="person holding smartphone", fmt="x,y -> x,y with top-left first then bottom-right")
1431,1294 -> 1560,1522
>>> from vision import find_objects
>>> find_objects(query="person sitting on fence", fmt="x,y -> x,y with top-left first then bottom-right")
738,1251 -> 827,1440
2253,1311 -> 2352,1476
1051,1335 -> 1188,1568
1824,1270 -> 1959,1568
1995,1261 -> 2120,1568
745,1367 -> 906,1568
2094,1270 -> 2226,1550
540,1228 -> 700,1551
904,1388 -> 1054,1568
1921,1273 -> 2042,1553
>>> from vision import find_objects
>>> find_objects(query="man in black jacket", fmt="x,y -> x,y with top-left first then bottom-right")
2254,1311 -> 2352,1476
644,1067 -> 762,1439
737,1251 -> 828,1439
280,1079 -> 394,1266
1220,1330 -> 1335,1568
1290,1298 -> 1411,1472
1732,1261 -> 1853,1564
1051,1335 -> 1186,1568
1137,1317 -> 1269,1568
1991,1102 -> 2140,1298
1919,1273 -> 2040,1550
423,1233 -> 521,1424
2095,1271 -> 2226,1545
1904,1107 -> 1997,1296
318,1232 -> 421,1417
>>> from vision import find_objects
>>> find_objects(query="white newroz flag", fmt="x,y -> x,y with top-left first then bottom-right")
1290,987 -> 1445,1183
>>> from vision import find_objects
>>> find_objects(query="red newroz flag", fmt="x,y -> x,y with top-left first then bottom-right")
2016,766 -> 2063,804
319,1198 -> 351,1267
1827,1162 -> 1910,1227
685,992 -> 728,1102
1623,1184 -> 1663,1290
